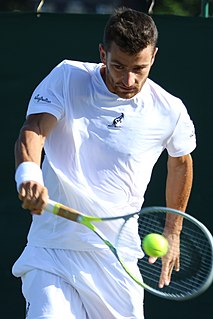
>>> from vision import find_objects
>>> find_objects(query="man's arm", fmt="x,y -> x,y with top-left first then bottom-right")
166,154 -> 193,212
15,113 -> 57,214
158,154 -> 193,287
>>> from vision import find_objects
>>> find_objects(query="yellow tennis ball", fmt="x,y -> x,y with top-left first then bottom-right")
142,233 -> 169,257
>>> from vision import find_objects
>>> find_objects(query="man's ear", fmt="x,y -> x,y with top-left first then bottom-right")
151,47 -> 158,66
99,43 -> 106,64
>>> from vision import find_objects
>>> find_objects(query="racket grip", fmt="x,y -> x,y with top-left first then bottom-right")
45,199 -> 57,213
45,199 -> 82,222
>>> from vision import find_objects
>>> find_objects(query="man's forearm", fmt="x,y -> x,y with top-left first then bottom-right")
165,154 -> 193,233
15,128 -> 44,168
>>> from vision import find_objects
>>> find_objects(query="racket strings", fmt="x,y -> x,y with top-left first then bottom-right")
138,211 -> 213,296
116,216 -> 143,261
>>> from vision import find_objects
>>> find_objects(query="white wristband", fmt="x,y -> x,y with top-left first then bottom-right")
15,162 -> 44,192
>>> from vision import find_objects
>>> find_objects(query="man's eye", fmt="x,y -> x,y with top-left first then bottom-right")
133,67 -> 146,73
113,65 -> 123,70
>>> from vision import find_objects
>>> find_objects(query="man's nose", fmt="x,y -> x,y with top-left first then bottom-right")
123,72 -> 135,87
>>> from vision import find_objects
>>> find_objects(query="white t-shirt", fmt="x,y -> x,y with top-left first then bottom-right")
26,59 -> 196,253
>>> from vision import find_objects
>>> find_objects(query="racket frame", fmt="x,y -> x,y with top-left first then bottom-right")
45,199 -> 213,301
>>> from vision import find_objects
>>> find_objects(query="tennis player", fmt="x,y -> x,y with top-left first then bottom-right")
12,7 -> 196,319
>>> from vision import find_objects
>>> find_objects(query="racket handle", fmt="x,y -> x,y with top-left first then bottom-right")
45,199 -> 82,222
45,199 -> 57,213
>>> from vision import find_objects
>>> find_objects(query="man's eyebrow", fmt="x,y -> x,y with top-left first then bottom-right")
111,60 -> 149,68
110,59 -> 124,65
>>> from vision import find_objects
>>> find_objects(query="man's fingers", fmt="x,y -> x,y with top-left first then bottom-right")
18,182 -> 48,214
159,264 -> 172,288
148,256 -> 158,264
157,232 -> 181,288
175,257 -> 180,272
18,187 -> 26,199
158,258 -> 180,288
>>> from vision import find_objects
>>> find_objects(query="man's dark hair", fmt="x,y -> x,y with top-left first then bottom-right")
103,7 -> 158,54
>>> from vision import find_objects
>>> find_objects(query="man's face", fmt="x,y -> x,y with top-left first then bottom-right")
99,42 -> 157,99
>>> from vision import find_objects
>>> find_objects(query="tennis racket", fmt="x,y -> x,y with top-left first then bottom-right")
45,199 -> 213,301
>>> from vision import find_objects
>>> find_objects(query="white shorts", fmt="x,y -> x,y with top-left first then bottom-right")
12,246 -> 144,319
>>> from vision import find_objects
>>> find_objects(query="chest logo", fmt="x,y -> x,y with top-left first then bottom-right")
108,113 -> 124,129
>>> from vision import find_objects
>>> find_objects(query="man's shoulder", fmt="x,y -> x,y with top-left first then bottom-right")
57,59 -> 99,74
146,78 -> 180,101
145,78 -> 184,111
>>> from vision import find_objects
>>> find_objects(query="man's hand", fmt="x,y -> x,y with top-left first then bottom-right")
148,232 -> 180,288
18,181 -> 49,215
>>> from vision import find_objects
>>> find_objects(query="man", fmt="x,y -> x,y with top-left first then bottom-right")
13,7 -> 196,319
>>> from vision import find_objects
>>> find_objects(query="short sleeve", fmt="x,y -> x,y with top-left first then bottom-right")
166,103 -> 196,157
26,62 -> 65,120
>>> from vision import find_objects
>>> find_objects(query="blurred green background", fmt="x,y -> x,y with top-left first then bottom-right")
0,0 -> 212,17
